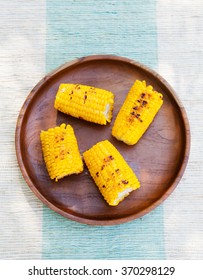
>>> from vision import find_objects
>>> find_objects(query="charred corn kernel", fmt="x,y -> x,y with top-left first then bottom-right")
54,84 -> 114,125
40,124 -> 83,181
112,80 -> 163,145
83,140 -> 140,206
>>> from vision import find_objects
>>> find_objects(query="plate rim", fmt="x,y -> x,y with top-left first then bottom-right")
15,54 -> 191,225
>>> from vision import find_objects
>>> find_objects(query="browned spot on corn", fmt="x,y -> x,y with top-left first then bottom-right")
122,180 -> 129,184
142,100 -> 148,106
104,155 -> 114,163
133,106 -> 138,110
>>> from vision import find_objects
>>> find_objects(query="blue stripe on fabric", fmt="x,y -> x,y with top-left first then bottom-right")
46,0 -> 158,69
44,0 -> 164,259
43,206 -> 164,259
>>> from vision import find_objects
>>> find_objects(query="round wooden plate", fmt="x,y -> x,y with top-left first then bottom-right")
15,55 -> 190,225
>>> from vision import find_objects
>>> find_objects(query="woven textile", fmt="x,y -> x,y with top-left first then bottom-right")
0,0 -> 202,259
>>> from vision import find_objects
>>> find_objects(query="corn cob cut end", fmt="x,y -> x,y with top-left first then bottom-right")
83,140 -> 140,206
111,186 -> 139,206
54,84 -> 114,125
40,123 -> 83,182
112,80 -> 163,145
103,103 -> 114,124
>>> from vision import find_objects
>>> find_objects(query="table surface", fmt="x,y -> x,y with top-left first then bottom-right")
0,0 -> 203,260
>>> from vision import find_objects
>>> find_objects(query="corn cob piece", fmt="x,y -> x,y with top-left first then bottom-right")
112,80 -> 163,145
54,84 -> 114,125
40,123 -> 83,181
83,140 -> 140,206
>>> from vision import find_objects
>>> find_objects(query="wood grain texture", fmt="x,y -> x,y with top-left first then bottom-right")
15,55 -> 190,225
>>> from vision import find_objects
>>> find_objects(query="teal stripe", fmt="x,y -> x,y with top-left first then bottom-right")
43,206 -> 164,259
46,0 -> 157,69
44,0 -> 164,259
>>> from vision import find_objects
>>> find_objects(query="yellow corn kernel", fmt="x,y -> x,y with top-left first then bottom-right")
54,84 -> 114,125
112,80 -> 163,145
83,140 -> 140,206
40,123 -> 83,181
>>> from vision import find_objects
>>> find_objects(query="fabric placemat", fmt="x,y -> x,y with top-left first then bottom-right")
0,0 -> 202,259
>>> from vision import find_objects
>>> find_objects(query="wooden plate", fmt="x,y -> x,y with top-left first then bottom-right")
15,55 -> 190,225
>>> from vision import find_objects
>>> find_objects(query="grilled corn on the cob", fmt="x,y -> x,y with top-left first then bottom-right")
112,80 -> 163,145
83,140 -> 140,206
40,123 -> 83,181
54,84 -> 114,125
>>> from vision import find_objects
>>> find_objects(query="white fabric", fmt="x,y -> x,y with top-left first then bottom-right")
157,0 -> 203,259
0,0 -> 46,259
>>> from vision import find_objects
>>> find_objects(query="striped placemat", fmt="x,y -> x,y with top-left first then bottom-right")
0,0 -> 202,259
